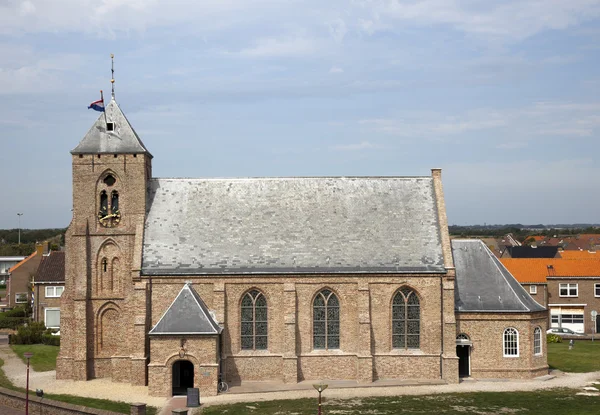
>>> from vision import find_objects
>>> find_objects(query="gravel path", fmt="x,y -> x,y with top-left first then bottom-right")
1,343 -> 599,413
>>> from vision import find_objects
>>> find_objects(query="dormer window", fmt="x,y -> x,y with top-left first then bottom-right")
106,122 -> 115,131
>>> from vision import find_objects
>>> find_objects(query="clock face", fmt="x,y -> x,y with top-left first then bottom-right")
98,209 -> 121,228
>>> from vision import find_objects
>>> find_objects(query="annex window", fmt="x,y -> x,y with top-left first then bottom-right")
560,314 -> 584,324
529,285 -> 537,294
15,293 -> 28,303
503,328 -> 519,357
313,289 -> 340,350
392,287 -> 420,349
44,308 -> 60,329
45,286 -> 64,298
559,283 -> 578,297
595,284 -> 600,297
240,289 -> 267,350
533,327 -> 542,355
551,315 -> 559,324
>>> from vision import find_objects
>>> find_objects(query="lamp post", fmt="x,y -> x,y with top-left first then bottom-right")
313,383 -> 328,415
17,213 -> 23,245
24,352 -> 33,415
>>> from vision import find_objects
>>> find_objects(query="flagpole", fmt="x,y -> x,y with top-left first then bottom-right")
101,90 -> 108,125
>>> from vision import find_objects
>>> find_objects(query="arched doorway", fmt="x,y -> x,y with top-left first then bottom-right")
456,334 -> 471,378
172,360 -> 194,396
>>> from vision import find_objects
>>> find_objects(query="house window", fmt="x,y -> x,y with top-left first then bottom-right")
559,283 -> 578,297
551,315 -> 559,325
560,314 -> 584,324
15,293 -> 28,303
313,289 -> 340,350
533,327 -> 542,355
240,289 -> 268,350
44,308 -> 60,329
392,287 -> 420,349
45,286 -> 64,298
503,328 -> 519,357
595,284 -> 600,297
529,285 -> 537,294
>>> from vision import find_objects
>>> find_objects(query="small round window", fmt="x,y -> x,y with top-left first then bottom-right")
103,174 -> 116,186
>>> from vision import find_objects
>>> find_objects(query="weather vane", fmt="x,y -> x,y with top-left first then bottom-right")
111,53 -> 115,98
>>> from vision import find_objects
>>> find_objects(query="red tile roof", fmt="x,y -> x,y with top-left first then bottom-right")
500,258 -> 600,283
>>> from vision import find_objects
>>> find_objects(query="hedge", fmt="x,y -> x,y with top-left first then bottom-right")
42,334 -> 60,346
0,317 -> 29,330
9,322 -> 46,345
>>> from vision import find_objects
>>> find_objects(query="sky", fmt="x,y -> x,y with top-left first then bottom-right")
1,0 -> 599,229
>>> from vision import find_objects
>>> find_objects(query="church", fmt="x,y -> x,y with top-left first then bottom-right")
56,95 -> 548,397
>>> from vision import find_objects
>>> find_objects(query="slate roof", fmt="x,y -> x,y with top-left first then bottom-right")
71,98 -> 152,156
36,251 -> 65,283
453,240 -> 545,313
501,258 -> 600,283
142,177 -> 445,275
149,283 -> 222,335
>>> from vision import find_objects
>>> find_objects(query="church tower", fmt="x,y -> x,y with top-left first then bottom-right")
56,92 -> 153,385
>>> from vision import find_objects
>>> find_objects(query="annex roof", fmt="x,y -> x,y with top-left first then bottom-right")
142,176 -> 445,275
149,283 -> 221,335
453,239 -> 545,313
35,251 -> 65,283
501,258 -> 600,283
71,98 -> 152,157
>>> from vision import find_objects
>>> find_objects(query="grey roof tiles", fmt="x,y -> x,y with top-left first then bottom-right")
149,283 -> 222,335
142,177 -> 445,275
452,239 -> 545,313
71,98 -> 152,156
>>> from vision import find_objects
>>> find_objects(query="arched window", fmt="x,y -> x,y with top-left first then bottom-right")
533,327 -> 542,355
111,190 -> 119,213
313,289 -> 340,350
99,191 -> 108,216
503,328 -> 519,357
392,288 -> 420,349
241,290 -> 267,350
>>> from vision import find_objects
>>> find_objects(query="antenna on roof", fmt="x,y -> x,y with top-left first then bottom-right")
110,53 -> 115,98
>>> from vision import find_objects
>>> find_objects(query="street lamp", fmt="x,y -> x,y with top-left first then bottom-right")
17,213 -> 23,245
313,383 -> 328,415
24,352 -> 33,415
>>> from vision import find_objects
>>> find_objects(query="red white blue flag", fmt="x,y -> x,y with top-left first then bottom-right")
88,99 -> 105,112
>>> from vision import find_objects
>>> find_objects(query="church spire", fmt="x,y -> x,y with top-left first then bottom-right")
111,53 -> 115,99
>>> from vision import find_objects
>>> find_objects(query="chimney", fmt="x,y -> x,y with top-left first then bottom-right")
36,243 -> 44,257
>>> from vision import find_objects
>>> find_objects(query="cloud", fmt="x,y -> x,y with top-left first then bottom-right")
329,66 -> 344,73
360,101 -> 600,142
238,36 -> 318,58
331,141 -> 379,151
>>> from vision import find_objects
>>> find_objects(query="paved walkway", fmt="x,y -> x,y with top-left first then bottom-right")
1,341 -> 599,415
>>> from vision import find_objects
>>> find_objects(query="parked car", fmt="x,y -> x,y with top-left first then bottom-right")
547,327 -> 584,336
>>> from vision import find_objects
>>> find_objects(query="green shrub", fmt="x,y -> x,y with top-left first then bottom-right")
0,284 -> 6,289
547,333 -> 562,343
10,321 -> 46,345
41,334 -> 60,346
3,306 -> 27,318
0,317 -> 29,329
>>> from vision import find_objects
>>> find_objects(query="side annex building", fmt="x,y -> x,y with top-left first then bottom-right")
56,97 -> 548,397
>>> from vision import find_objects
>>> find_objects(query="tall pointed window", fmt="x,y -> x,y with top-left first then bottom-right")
241,290 -> 267,350
392,288 -> 420,349
111,190 -> 119,213
313,289 -> 340,350
99,191 -> 108,216
533,327 -> 542,355
503,328 -> 519,357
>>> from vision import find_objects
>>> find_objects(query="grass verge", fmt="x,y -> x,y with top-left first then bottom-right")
199,389 -> 600,415
10,344 -> 59,371
0,356 -> 157,414
548,340 -> 600,372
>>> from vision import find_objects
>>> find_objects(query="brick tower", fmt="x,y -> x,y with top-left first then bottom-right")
56,96 -> 152,385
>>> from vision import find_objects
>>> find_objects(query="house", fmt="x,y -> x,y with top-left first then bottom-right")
32,251 -> 65,330
501,258 -> 600,334
6,245 -> 46,309
56,95 -> 548,397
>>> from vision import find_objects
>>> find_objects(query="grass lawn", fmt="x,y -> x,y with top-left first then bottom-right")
548,340 -> 600,372
10,344 -> 59,372
0,355 -> 157,414
199,389 -> 600,415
